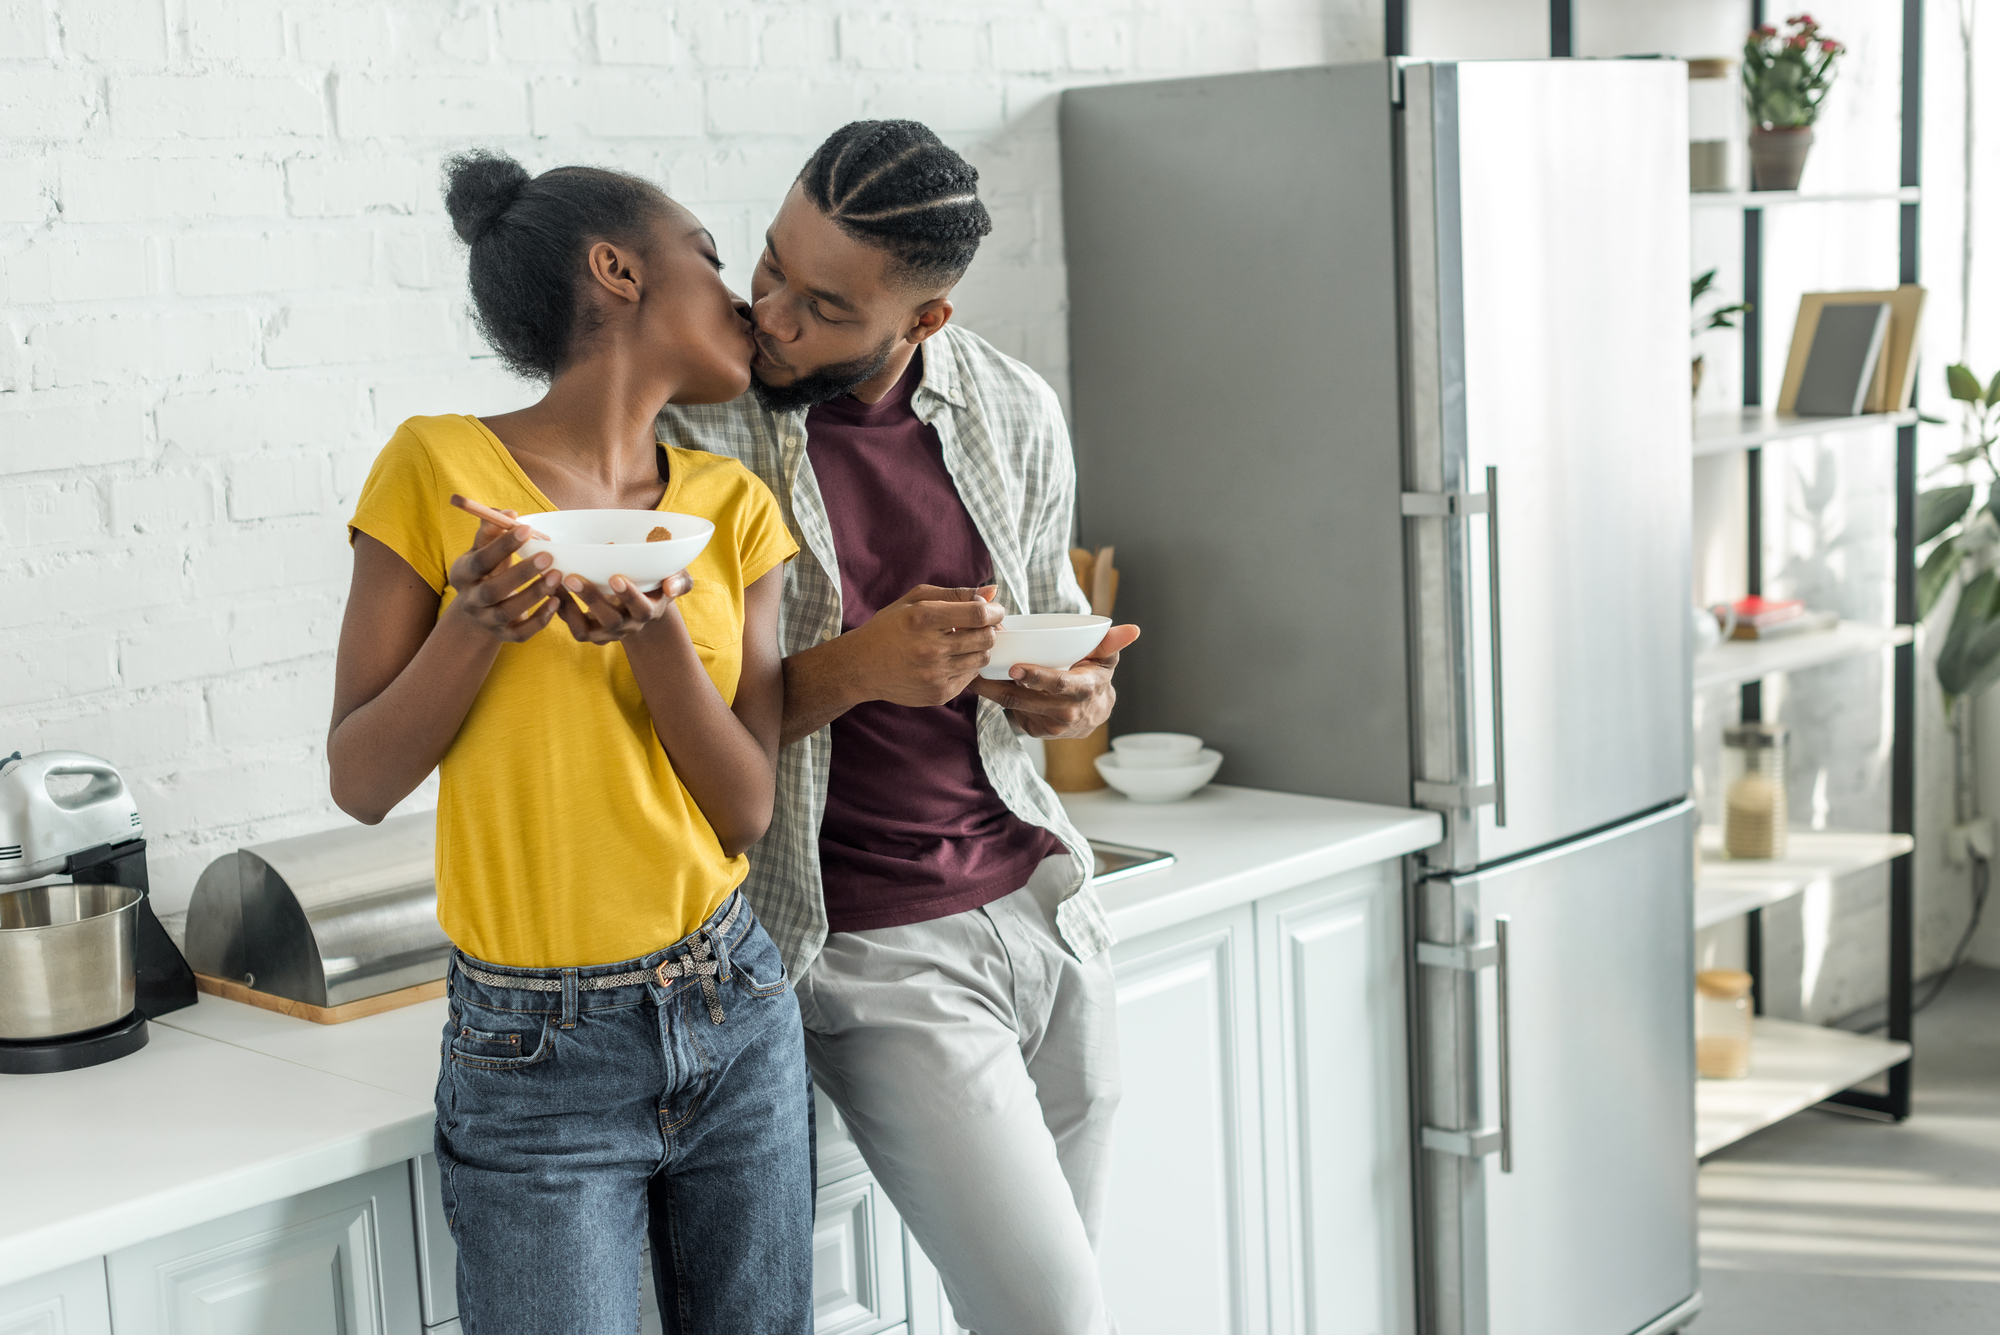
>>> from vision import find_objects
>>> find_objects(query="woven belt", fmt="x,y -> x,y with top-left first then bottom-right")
454,896 -> 743,1024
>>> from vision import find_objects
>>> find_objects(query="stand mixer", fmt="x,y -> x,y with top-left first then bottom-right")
0,750 -> 198,1073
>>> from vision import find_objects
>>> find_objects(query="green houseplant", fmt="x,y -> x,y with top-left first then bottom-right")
1916,365 -> 2000,703
1742,14 -> 1845,190
1690,268 -> 1750,398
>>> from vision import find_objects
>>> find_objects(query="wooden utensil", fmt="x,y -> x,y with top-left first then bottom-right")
450,494 -> 549,540
1089,545 -> 1116,617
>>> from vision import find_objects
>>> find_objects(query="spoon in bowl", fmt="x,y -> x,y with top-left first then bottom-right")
450,494 -> 549,540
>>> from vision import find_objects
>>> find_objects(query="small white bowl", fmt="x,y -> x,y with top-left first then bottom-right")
1094,749 -> 1222,803
980,613 -> 1112,681
516,510 -> 715,593
1111,732 -> 1204,769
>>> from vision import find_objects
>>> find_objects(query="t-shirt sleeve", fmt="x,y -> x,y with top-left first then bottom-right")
350,423 -> 449,593
730,466 -> 799,588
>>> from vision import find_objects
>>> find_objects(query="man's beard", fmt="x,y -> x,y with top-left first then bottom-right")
750,332 -> 902,413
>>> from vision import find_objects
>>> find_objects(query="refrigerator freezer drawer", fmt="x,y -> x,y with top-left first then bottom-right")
1415,801 -> 1697,1335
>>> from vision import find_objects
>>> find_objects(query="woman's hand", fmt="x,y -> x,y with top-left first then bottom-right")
556,570 -> 696,645
447,508 -> 563,642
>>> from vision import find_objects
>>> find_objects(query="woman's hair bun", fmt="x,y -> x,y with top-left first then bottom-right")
444,150 -> 531,244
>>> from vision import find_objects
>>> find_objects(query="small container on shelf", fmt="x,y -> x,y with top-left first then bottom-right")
1722,721 -> 1788,859
1695,969 -> 1754,1078
1687,57 -> 1742,193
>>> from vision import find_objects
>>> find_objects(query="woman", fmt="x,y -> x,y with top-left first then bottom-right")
328,150 -> 809,1333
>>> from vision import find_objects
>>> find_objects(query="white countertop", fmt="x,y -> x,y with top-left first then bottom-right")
0,783 -> 1437,1289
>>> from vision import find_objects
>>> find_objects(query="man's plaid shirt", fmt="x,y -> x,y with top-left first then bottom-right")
657,323 -> 1114,981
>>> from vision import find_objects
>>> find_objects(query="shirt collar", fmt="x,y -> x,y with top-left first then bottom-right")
912,327 -> 967,410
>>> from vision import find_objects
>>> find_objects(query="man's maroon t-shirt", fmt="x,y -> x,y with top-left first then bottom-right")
806,354 -> 1061,934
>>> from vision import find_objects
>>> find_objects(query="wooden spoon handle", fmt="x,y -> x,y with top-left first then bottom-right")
450,494 -> 549,540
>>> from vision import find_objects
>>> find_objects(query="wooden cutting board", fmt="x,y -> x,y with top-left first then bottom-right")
195,973 -> 445,1025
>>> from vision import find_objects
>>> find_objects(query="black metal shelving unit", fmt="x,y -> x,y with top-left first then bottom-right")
1733,0 -> 1920,1125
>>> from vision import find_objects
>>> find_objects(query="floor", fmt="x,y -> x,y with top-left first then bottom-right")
1694,963 -> 2000,1332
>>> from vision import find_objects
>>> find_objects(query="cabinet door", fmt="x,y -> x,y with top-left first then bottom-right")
813,1176 -> 907,1335
1257,862 -> 1416,1335
900,1228 -> 965,1335
0,1258 -> 112,1335
1101,904 -> 1265,1335
105,1163 -> 420,1335
409,1156 -> 455,1328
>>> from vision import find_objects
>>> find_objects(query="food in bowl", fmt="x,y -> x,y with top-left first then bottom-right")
980,613 -> 1113,681
516,510 -> 715,593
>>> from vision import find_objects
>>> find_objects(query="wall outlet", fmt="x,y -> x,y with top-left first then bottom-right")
1948,817 -> 1995,867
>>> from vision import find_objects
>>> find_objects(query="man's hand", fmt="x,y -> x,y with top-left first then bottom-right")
778,585 -> 1004,745
972,624 -> 1140,739
845,585 -> 1005,707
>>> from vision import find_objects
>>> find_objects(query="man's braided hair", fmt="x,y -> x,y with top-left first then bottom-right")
797,120 -> 992,290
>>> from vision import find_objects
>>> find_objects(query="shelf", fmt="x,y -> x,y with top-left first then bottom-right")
1692,621 -> 1913,690
1695,1017 -> 1912,1157
1694,827 -> 1913,931
1690,187 -> 1920,209
1693,408 -> 1921,455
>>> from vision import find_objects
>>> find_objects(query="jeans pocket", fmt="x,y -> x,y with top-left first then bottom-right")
733,921 -> 791,998
447,1014 -> 554,1071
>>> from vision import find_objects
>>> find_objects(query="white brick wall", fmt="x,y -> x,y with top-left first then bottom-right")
2,0 -> 1374,910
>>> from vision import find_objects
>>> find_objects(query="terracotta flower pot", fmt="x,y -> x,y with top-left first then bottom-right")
1748,126 -> 1814,191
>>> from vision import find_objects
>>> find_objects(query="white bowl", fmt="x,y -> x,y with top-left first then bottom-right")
1111,732 -> 1204,769
980,613 -> 1112,681
516,510 -> 715,593
1094,749 -> 1222,803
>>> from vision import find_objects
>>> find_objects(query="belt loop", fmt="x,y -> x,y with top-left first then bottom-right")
560,968 -> 579,1029
711,925 -> 731,987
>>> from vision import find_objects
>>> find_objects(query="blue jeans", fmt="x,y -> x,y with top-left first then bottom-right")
435,892 -> 814,1335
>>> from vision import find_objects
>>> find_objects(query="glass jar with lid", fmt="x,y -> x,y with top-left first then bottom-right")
1687,57 -> 1740,192
1695,969 -> 1753,1078
1722,721 -> 1788,859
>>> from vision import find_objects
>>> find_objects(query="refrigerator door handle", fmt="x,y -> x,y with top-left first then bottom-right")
1483,466 -> 1508,827
1494,912 -> 1513,1172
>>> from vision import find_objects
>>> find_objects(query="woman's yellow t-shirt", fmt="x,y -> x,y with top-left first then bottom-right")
349,414 -> 797,968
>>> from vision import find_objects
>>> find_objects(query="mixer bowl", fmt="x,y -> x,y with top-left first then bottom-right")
0,883 -> 141,1039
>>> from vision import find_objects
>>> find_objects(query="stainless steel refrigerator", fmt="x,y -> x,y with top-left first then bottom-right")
1060,60 -> 1698,1335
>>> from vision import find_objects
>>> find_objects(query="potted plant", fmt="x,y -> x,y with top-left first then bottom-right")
1915,365 -> 2000,703
1690,268 -> 1750,398
1742,14 -> 1845,191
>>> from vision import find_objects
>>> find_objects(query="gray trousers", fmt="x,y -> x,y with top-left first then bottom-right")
795,856 -> 1120,1335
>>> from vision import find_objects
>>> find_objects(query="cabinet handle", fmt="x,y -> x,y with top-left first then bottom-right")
1484,465 -> 1508,827
1495,914 -> 1513,1174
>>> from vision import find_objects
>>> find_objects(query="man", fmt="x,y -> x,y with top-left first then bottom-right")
658,120 -> 1138,1334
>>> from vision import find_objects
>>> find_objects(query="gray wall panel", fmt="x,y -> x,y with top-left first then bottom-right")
1060,63 -> 1412,805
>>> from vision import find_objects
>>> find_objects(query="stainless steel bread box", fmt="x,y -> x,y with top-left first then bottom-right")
185,813 -> 450,1007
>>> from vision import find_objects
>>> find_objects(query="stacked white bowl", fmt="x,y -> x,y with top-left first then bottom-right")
1094,732 -> 1222,803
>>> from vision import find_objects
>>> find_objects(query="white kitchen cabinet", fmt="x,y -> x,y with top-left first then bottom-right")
1256,863 -> 1416,1335
1101,903 -> 1266,1335
410,1155 -> 454,1328
0,1257 -> 112,1335
813,1175 -> 907,1335
104,1163 -> 419,1335
1098,860 -> 1413,1335
901,1230 -> 965,1335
